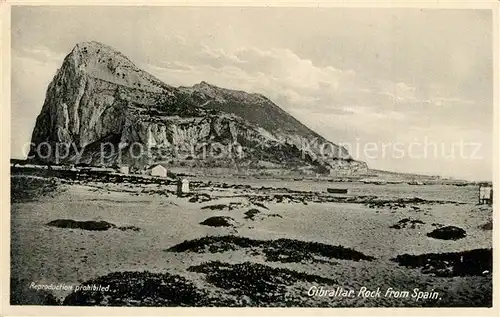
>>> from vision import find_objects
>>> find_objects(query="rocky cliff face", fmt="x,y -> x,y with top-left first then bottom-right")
29,41 -> 368,175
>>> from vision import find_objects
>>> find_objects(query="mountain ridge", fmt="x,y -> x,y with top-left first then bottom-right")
29,41 -> 368,175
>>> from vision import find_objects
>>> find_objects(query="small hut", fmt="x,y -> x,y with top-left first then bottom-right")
177,178 -> 190,196
478,183 -> 493,205
148,164 -> 168,177
119,165 -> 130,175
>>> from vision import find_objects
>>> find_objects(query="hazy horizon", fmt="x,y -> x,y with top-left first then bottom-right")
11,6 -> 493,181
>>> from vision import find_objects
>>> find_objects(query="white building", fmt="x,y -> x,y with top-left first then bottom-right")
149,164 -> 168,177
119,166 -> 130,174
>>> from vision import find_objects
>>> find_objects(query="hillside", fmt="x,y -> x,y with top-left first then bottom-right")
29,41 -> 368,175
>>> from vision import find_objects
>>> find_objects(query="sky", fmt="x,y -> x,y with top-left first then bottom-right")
10,6 -> 494,181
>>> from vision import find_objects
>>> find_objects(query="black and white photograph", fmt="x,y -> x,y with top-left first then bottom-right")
4,2 -> 497,312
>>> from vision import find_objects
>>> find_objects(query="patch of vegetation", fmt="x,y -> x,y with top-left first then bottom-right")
117,225 -> 141,232
244,210 -> 284,222
244,192 -> 456,207
366,198 -> 425,210
389,218 -> 425,229
244,209 -> 260,220
166,235 -> 375,263
479,220 -> 492,230
47,219 -> 116,231
391,248 -> 492,277
248,194 -> 307,205
200,216 -> 237,228
264,238 -> 374,263
47,219 -> 141,232
273,194 -> 306,204
201,203 -> 244,211
188,193 -> 211,203
141,188 -> 169,197
11,176 -> 62,203
426,226 -> 467,240
252,202 -> 269,210
188,261 -> 337,305
63,271 -> 211,306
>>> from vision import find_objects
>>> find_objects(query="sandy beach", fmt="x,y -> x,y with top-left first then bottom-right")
10,173 -> 492,307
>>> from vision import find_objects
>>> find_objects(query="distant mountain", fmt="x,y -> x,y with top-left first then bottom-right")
29,41 -> 368,175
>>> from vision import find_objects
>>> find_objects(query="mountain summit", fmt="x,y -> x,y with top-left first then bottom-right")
29,41 -> 368,175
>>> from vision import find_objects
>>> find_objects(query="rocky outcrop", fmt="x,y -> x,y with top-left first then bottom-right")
29,41 -> 368,175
